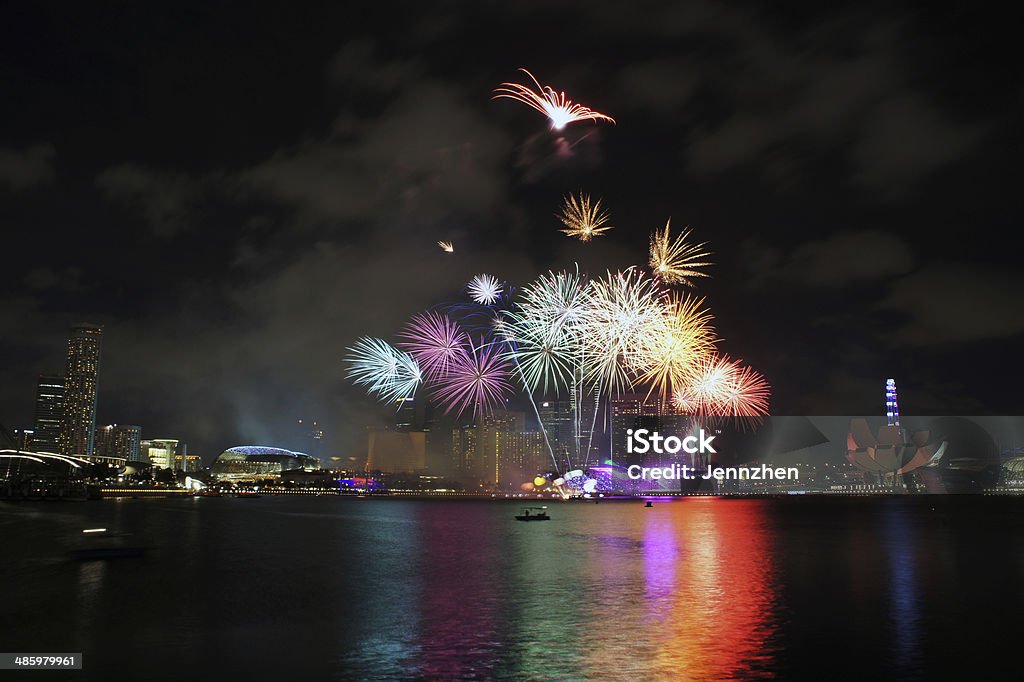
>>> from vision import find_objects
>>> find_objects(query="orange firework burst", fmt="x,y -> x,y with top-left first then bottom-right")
493,68 -> 616,130
558,192 -> 613,242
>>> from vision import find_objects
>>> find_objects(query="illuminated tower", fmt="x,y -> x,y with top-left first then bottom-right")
32,374 -> 65,453
885,378 -> 900,427
60,323 -> 103,457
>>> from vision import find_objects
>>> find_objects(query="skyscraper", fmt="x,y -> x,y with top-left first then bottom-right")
60,323 -> 103,457
95,424 -> 142,461
32,374 -> 64,453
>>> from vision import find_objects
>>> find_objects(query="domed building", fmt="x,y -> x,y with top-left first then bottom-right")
211,446 -> 320,482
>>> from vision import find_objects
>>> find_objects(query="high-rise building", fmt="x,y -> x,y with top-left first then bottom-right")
609,394 -> 691,469
538,389 -> 601,469
60,324 -> 103,457
32,374 -> 64,453
451,423 -> 477,477
478,411 -> 525,485
95,424 -> 142,461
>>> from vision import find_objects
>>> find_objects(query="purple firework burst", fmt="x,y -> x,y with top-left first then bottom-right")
398,311 -> 470,380
431,338 -> 513,419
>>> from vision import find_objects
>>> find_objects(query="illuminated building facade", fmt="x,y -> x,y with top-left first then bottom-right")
538,399 -> 574,465
478,411 -> 525,485
174,454 -> 203,473
95,424 -> 142,461
142,438 -> 180,469
60,323 -> 102,457
451,423 -> 477,477
32,374 -> 64,453
210,446 -> 319,481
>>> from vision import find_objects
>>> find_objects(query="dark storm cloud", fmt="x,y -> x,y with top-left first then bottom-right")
566,1 -> 989,194
0,144 -> 55,190
851,94 -> 984,192
95,163 -> 208,236
237,80 -> 512,225
23,266 -> 84,293
878,264 -> 1024,346
82,59 -> 525,450
742,230 -> 915,288
327,38 -> 423,92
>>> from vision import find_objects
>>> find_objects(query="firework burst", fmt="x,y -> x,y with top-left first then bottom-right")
398,311 -> 469,381
467,274 -> 503,306
502,269 -> 592,395
431,339 -> 514,419
635,294 -> 717,402
344,337 -> 422,403
438,240 -> 454,253
649,220 -> 713,287
677,355 -> 770,418
493,68 -> 616,130
583,268 -> 664,393
558,192 -> 612,242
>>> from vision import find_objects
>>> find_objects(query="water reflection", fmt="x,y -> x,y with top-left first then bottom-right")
3,496 -> 1021,680
637,500 -> 778,679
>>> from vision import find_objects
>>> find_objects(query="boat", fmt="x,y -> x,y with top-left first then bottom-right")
515,506 -> 550,521
70,528 -> 148,561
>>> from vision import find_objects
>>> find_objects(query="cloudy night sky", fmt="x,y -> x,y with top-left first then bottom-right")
1,1 -> 1020,459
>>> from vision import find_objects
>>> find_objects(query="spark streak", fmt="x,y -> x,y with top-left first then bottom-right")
493,68 -> 615,130
558,193 -> 613,242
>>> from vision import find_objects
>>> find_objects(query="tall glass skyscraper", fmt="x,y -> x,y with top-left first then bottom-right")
60,323 -> 103,457
32,374 -> 65,453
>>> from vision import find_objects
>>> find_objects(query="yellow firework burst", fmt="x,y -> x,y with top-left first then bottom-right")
558,193 -> 612,242
634,293 -> 717,402
649,219 -> 713,286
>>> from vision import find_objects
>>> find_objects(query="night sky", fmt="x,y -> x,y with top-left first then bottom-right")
1,1 -> 1020,459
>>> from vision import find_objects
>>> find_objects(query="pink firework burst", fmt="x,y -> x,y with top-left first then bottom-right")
431,338 -> 513,419
398,311 -> 470,381
679,355 -> 770,418
493,68 -> 616,130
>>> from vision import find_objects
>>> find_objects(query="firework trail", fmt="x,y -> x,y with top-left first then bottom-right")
438,240 -> 454,253
344,337 -> 422,404
558,193 -> 613,242
493,68 -> 615,130
649,220 -> 713,287
397,311 -> 469,381
467,274 -> 503,306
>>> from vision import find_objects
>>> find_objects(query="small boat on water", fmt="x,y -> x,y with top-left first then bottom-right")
515,506 -> 550,521
70,528 -> 148,561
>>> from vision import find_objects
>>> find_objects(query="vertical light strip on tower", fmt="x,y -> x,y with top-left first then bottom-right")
885,378 -> 900,427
